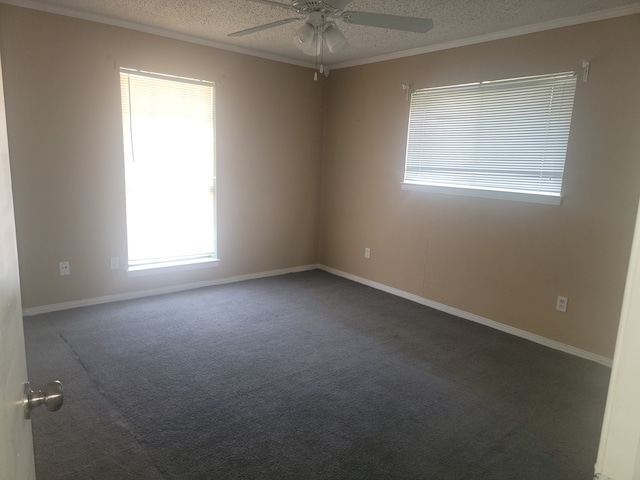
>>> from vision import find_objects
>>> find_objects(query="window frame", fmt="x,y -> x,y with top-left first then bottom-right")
119,68 -> 218,276
402,72 -> 578,205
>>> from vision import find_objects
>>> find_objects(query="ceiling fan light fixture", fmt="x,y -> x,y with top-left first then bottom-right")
294,22 -> 315,52
229,0 -> 436,69
323,23 -> 348,53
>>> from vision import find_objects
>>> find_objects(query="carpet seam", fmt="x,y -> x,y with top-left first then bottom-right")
58,332 -> 168,479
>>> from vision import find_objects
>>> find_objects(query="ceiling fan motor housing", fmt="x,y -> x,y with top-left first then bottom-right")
292,1 -> 343,16
306,11 -> 328,27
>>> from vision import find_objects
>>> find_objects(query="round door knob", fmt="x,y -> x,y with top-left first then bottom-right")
24,381 -> 64,419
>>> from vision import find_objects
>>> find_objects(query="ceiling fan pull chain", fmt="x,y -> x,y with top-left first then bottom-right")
316,26 -> 319,80
320,15 -> 325,72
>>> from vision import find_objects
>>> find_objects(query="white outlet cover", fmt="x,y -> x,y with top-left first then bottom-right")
556,296 -> 568,312
59,261 -> 70,276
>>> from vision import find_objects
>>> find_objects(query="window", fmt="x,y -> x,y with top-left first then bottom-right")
403,72 -> 577,204
120,69 -> 217,274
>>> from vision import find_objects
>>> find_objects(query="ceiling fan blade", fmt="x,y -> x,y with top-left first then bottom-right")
341,11 -> 434,33
228,17 -> 299,37
242,0 -> 297,11
323,0 -> 354,10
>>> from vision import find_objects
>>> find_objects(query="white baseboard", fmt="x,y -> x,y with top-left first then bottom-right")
23,263 -> 613,367
22,264 -> 320,317
319,265 -> 613,368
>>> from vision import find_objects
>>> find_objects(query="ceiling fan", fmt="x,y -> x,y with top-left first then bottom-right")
228,0 -> 434,60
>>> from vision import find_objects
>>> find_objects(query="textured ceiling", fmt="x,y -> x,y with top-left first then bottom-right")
5,0 -> 640,68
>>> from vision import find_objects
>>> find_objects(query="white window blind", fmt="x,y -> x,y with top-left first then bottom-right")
120,69 -> 216,269
403,72 -> 577,204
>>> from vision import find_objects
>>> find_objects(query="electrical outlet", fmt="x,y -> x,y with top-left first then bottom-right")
110,256 -> 119,270
364,247 -> 371,259
556,296 -> 568,312
59,261 -> 70,276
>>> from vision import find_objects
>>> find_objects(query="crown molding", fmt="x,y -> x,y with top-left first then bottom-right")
1,0 -> 638,71
0,0 -> 316,69
330,3 -> 640,69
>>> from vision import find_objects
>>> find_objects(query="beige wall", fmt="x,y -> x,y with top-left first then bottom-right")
319,15 -> 640,358
1,4 -> 638,359
0,5 -> 324,308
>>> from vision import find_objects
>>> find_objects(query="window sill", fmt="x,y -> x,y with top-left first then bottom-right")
127,257 -> 220,278
401,182 -> 562,206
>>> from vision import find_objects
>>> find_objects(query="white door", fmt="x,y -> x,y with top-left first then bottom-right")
0,51 -> 37,480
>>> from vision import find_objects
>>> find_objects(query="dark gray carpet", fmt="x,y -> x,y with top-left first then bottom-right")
23,270 -> 610,479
